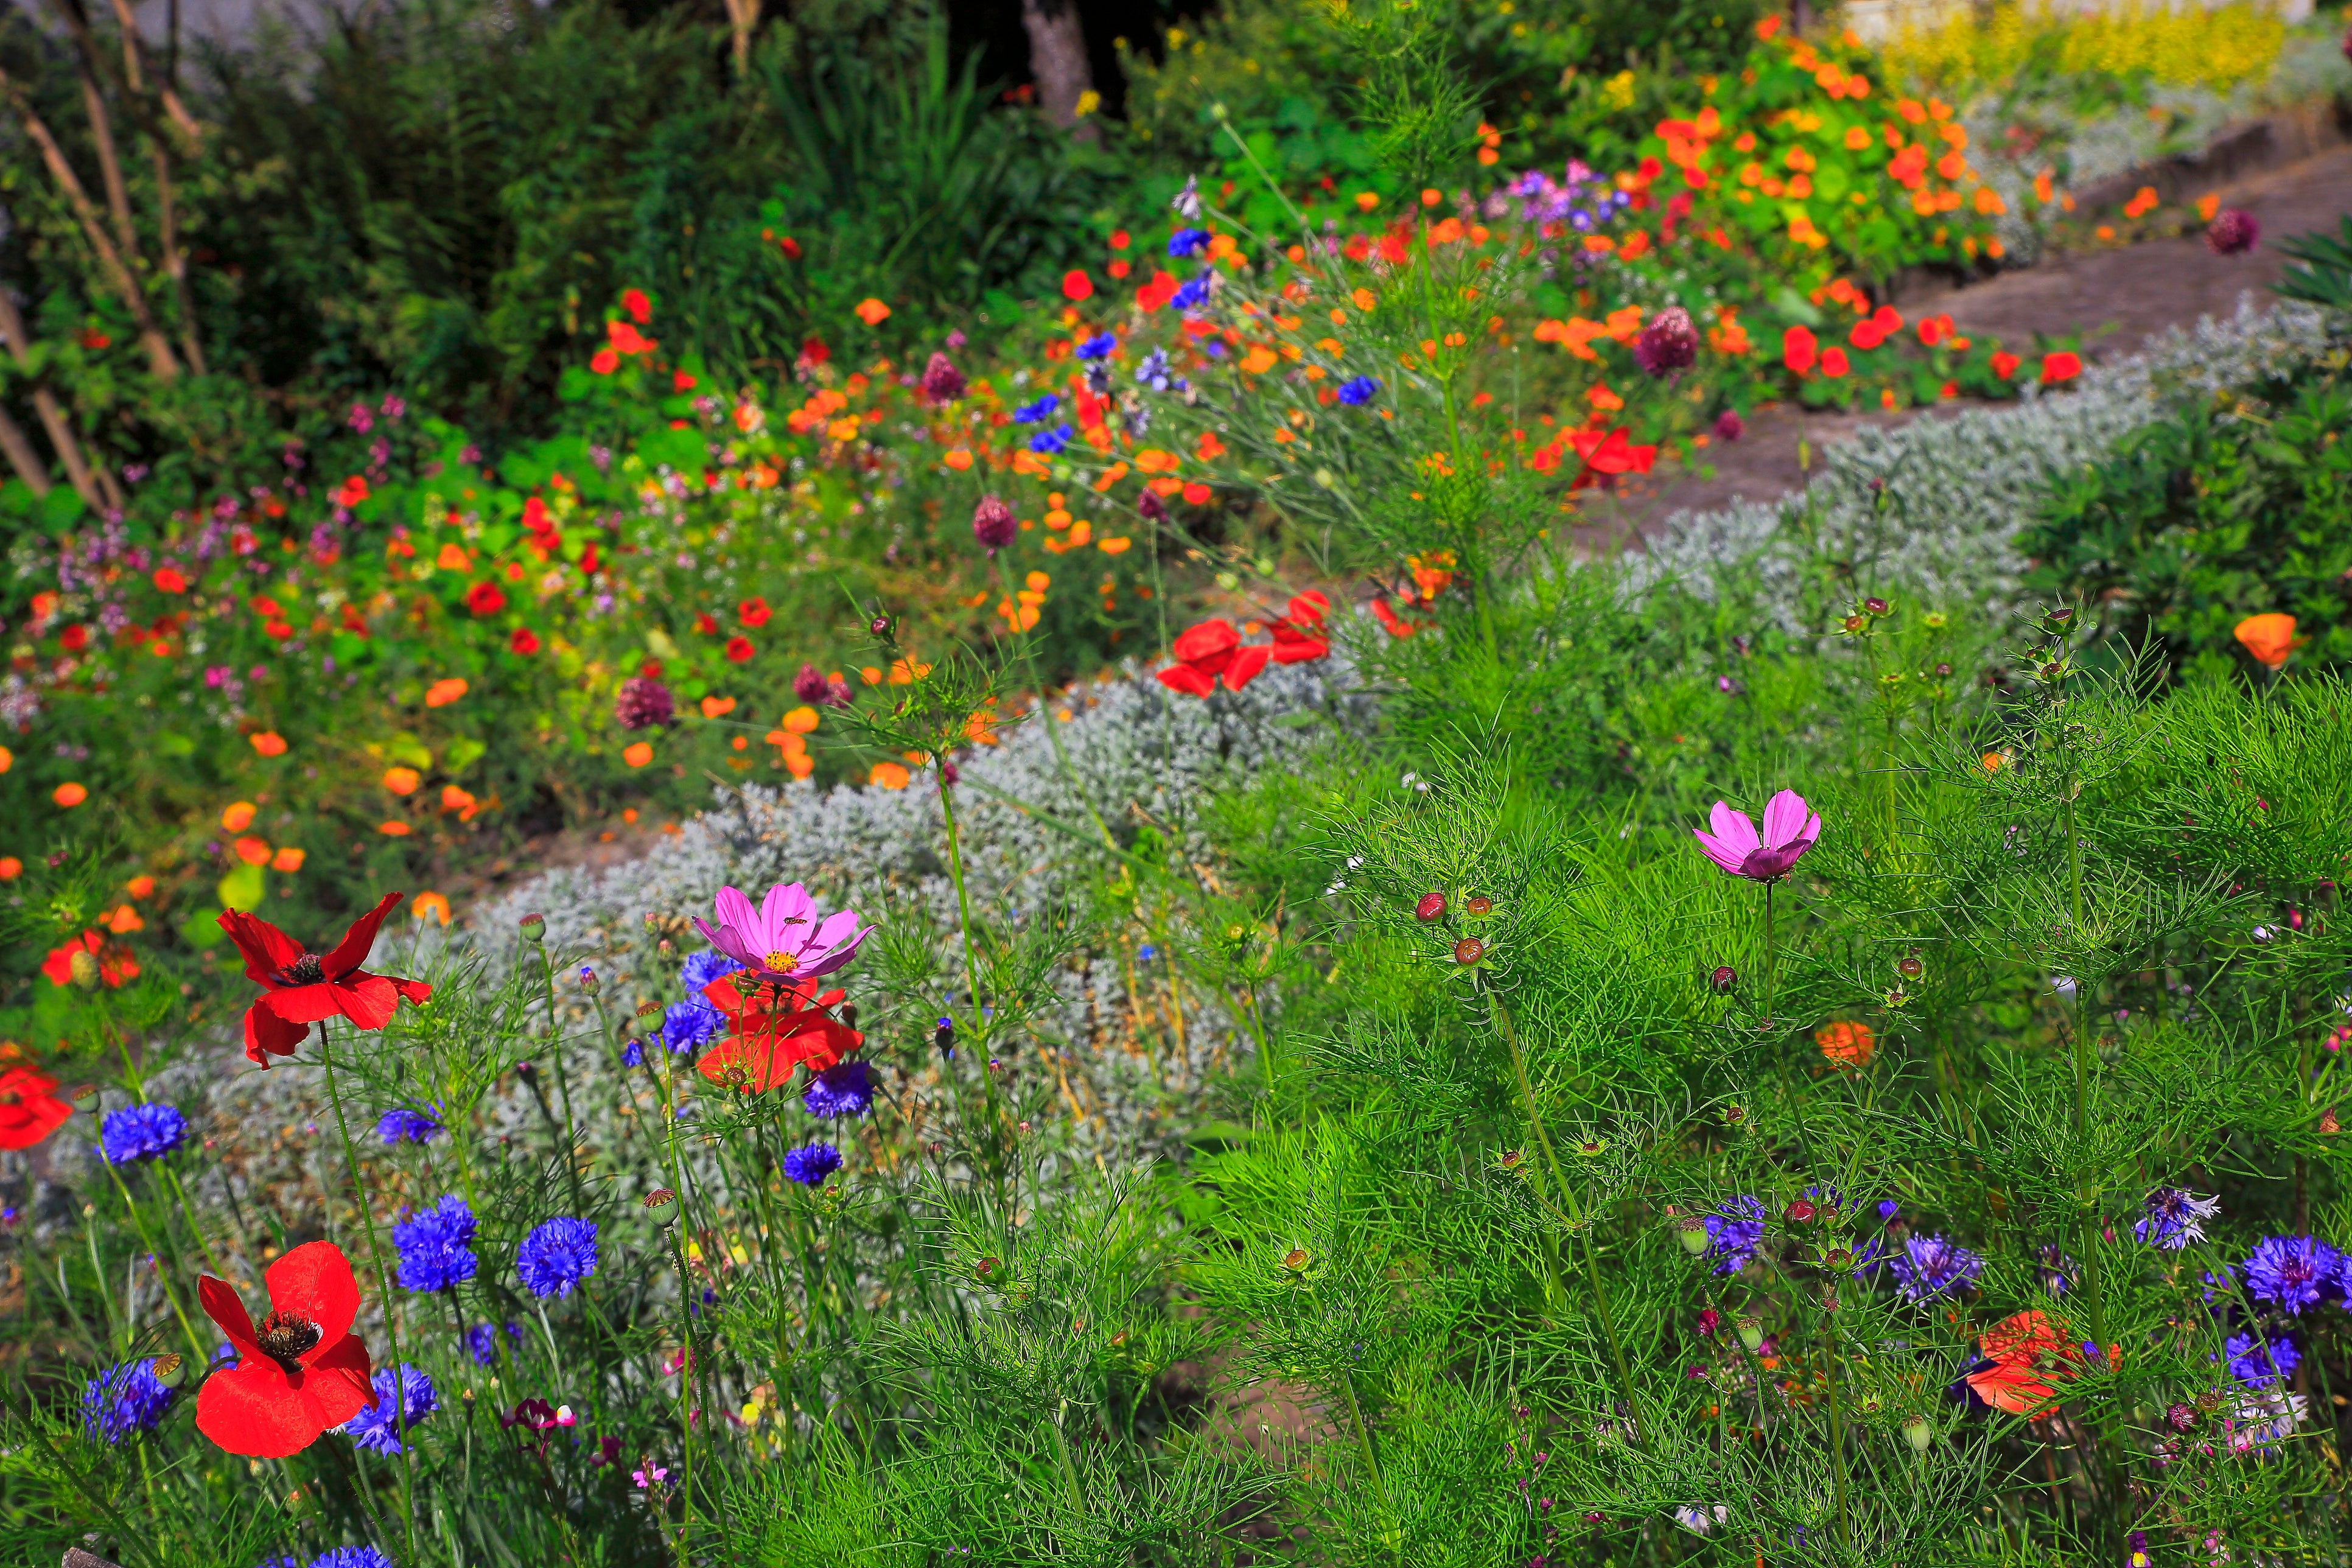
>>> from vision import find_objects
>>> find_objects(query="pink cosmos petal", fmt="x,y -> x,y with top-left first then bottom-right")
693,915 -> 761,971
1760,790 -> 1812,851
757,883 -> 817,950
1693,801 -> 1760,877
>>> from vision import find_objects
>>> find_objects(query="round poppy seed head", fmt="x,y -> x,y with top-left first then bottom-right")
149,1353 -> 186,1388
1737,1317 -> 1765,1351
1452,937 -> 1485,966
519,912 -> 546,942
2205,208 -> 2259,256
66,1082 -> 99,1112
1710,965 -> 1737,993
1901,1414 -> 1933,1451
1633,306 -> 1698,377
1415,891 -> 1447,922
614,676 -> 674,732
68,949 -> 99,989
972,495 -> 1017,552
1676,1219 -> 1710,1256
642,1189 -> 676,1222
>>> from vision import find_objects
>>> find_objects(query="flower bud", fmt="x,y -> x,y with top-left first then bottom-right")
869,613 -> 895,640
1414,891 -> 1447,922
1863,597 -> 1890,616
68,948 -> 99,989
1709,965 -> 1736,993
1900,1414 -> 1933,1452
642,1189 -> 677,1223
1897,954 -> 1924,980
1737,1317 -> 1765,1352
1464,895 -> 1494,917
519,912 -> 547,943
1282,1247 -> 1311,1271
971,495 -> 1017,553
1677,1219 -> 1710,1256
578,965 -> 599,995
1785,1198 -> 1816,1225
149,1352 -> 186,1388
1452,937 -> 1485,967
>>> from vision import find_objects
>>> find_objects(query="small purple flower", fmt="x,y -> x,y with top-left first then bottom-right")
1713,410 -> 1745,442
1701,1196 -> 1765,1275
614,676 -> 674,731
1014,394 -> 1060,424
376,1107 -> 441,1146
1889,1233 -> 1981,1302
2134,1187 -> 2219,1250
1028,424 -> 1074,456
340,1363 -> 436,1454
393,1195 -> 478,1293
694,883 -> 871,986
100,1103 -> 189,1166
1076,334 -> 1118,361
2243,1235 -> 2340,1315
803,1059 -> 875,1119
2225,1331 -> 2299,1390
1692,790 -> 1821,882
921,352 -> 967,403
973,495 -> 1017,552
2205,209 -> 2259,256
464,1321 -> 524,1367
516,1217 -> 600,1300
783,1143 -> 843,1186
1337,376 -> 1379,407
1633,307 -> 1698,377
81,1358 -> 175,1443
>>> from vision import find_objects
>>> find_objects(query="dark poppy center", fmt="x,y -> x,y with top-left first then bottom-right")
278,953 -> 327,987
256,1309 -> 321,1370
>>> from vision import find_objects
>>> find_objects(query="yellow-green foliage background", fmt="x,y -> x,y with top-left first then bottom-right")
1883,0 -> 2289,91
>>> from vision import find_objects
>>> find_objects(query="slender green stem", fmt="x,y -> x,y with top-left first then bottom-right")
317,1023 -> 419,1568
535,948 -> 584,1210
1823,1289 -> 1849,1547
1340,1368 -> 1398,1553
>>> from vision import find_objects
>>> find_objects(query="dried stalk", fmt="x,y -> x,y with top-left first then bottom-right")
0,404 -> 53,498
106,0 -> 206,151
0,287 -> 111,509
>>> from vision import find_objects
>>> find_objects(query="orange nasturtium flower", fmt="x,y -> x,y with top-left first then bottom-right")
249,731 -> 289,757
2233,614 -> 2297,671
382,768 -> 422,796
854,298 -> 891,326
1816,1020 -> 1876,1069
623,742 -> 654,768
222,801 -> 258,831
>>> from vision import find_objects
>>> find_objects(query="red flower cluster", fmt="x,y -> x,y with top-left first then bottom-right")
696,973 -> 864,1093
1156,592 -> 1331,697
0,1066 -> 72,1150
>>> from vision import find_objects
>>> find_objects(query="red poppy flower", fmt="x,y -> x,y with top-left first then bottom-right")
1371,596 -> 1423,639
60,624 -> 88,652
738,597 -> 772,629
1135,271 -> 1179,313
1270,590 -> 1332,664
798,337 -> 830,368
196,1241 -> 374,1457
510,627 -> 542,655
1783,324 -> 1818,376
153,567 -> 189,593
1156,619 -> 1272,698
621,287 -> 653,325
1990,351 -> 2021,379
43,929 -> 138,988
725,635 -> 756,664
2040,351 -> 2082,384
695,975 -> 862,1092
590,348 -> 620,376
0,1066 -> 72,1150
1567,427 -> 1660,490
464,581 -> 507,617
218,893 -> 433,1066
1962,1309 -> 2078,1415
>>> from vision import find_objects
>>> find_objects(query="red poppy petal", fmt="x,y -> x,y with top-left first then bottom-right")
1156,665 -> 1216,698
244,999 -> 311,1066
0,1093 -> 70,1150
218,909 -> 305,986
320,892 -> 404,979
197,1274 -> 262,1361
267,1241 -> 362,1346
329,974 -> 401,1031
259,984 -> 347,1028
295,1332 -> 375,1429
198,1359 -> 323,1458
1170,618 -> 1239,664
1270,638 -> 1329,664
1222,645 -> 1272,691
390,976 -> 434,1006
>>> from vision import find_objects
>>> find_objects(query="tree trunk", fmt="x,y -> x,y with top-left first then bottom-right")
1019,0 -> 1096,139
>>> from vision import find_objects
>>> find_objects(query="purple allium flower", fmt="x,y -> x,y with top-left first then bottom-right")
793,663 -> 831,704
614,676 -> 674,731
2135,1187 -> 2220,1250
1889,1233 -> 1981,1301
920,352 -> 966,403
1713,410 -> 1745,442
973,495 -> 1017,552
2225,1331 -> 2299,1390
1337,376 -> 1379,406
1692,789 -> 1821,881
393,1195 -> 478,1293
517,1217 -> 600,1300
81,1358 -> 175,1443
376,1107 -> 441,1146
2243,1235 -> 2340,1315
341,1362 -> 437,1454
783,1143 -> 843,1186
1633,307 -> 1698,377
1701,1196 -> 1766,1276
693,883 -> 870,986
100,1102 -> 189,1165
2205,209 -> 2259,256
803,1059 -> 874,1118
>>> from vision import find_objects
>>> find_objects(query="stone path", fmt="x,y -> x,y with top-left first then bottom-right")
1589,139 -> 2352,537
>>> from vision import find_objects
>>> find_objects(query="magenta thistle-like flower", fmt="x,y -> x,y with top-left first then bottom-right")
972,495 -> 1017,553
920,351 -> 967,404
693,883 -> 871,985
2205,209 -> 2259,256
1634,307 -> 1699,377
1693,790 -> 1822,881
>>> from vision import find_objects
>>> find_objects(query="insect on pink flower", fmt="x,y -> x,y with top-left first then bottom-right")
1692,790 -> 1822,882
693,883 -> 872,986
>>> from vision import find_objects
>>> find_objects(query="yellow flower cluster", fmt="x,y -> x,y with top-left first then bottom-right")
1883,1 -> 2287,93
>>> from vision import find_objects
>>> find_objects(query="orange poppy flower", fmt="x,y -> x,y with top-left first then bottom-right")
2234,614 -> 2297,671
854,298 -> 891,326
1816,1020 -> 1875,1068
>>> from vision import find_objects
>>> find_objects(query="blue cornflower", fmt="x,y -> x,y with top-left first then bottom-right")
1138,943 -> 1158,962
80,1358 -> 175,1443
2244,1235 -> 2340,1315
1170,273 -> 1213,312
376,1107 -> 441,1146
623,1038 -> 645,1067
517,1217 -> 600,1300
1134,349 -> 1175,391
100,1103 -> 189,1166
1337,377 -> 1379,407
463,1321 -> 525,1367
341,1363 -> 437,1455
1167,228 -> 1210,257
681,948 -> 746,992
252,1556 -> 302,1568
1076,334 -> 1118,361
2135,1188 -> 2220,1250
803,1060 -> 875,1119
309,1549 -> 394,1568
1701,1197 -> 1765,1276
1890,1233 -> 1982,1302
1014,394 -> 1060,424
661,999 -> 723,1053
391,1195 -> 478,1293
2225,1331 -> 2300,1390
783,1143 -> 843,1186
1029,424 -> 1073,456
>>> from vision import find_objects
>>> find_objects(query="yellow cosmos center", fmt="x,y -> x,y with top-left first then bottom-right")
764,950 -> 796,975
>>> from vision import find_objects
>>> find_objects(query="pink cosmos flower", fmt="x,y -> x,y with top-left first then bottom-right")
693,883 -> 871,984
1693,790 -> 1822,881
